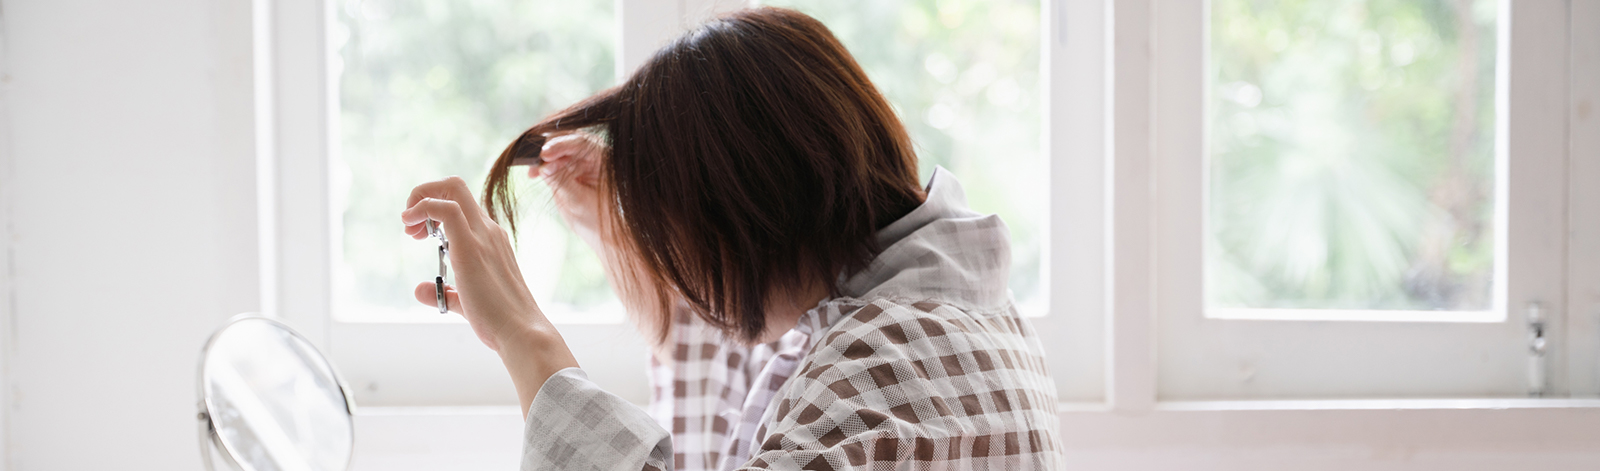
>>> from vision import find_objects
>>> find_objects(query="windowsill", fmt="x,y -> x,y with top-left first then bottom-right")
330,308 -> 628,325
1154,397 -> 1600,411
1204,307 -> 1506,323
358,405 -> 525,416
349,401 -> 1600,470
1057,397 -> 1600,413
359,397 -> 1600,418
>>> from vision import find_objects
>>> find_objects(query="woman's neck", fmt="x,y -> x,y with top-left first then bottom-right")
756,282 -> 829,344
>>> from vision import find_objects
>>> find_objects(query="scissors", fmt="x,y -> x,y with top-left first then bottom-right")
425,219 -> 450,314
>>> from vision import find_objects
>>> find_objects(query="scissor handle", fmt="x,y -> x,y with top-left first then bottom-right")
426,219 -> 450,314
424,219 -> 444,240
435,276 -> 448,314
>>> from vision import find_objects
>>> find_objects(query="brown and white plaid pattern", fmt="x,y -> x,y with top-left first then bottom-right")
646,306 -> 810,470
522,168 -> 1063,470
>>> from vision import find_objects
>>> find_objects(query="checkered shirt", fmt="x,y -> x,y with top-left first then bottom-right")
522,167 -> 1063,470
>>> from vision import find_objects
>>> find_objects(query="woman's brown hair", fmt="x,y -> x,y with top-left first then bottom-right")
483,7 -> 924,344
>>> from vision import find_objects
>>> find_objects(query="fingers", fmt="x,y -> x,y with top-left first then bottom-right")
406,176 -> 487,224
401,197 -> 473,238
404,221 -> 429,239
538,134 -> 593,164
531,135 -> 577,179
545,155 -> 602,193
414,281 -> 464,314
536,134 -> 604,185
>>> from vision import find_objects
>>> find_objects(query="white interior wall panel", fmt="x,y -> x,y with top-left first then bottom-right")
4,0 -> 259,468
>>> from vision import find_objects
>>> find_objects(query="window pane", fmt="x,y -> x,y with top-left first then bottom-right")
760,0 -> 1046,311
1207,0 -> 1499,311
333,0 -> 618,322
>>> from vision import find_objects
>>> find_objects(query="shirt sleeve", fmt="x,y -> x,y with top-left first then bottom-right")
522,368 -> 674,471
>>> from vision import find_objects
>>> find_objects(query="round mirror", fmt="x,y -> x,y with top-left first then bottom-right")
197,315 -> 355,471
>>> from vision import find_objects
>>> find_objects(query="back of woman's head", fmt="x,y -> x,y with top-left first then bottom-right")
484,7 -> 925,344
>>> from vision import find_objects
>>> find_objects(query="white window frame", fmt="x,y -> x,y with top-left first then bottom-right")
258,0 -> 1600,466
0,16 -> 12,467
1145,0 -> 1588,400
1056,0 -> 1600,465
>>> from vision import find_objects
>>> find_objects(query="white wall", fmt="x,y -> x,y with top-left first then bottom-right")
3,0 -> 260,469
1,3 -> 14,466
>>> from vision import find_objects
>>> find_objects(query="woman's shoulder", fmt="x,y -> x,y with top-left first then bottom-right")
749,297 -> 1062,469
815,297 -> 1044,355
793,296 -> 1052,392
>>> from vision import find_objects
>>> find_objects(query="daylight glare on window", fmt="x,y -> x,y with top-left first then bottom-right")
333,0 -> 617,322
1206,0 -> 1500,313
762,0 -> 1045,313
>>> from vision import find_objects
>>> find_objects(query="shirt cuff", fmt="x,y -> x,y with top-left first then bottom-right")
522,367 -> 674,471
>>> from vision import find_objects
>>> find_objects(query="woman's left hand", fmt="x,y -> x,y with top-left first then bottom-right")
400,176 -> 578,415
532,133 -> 608,252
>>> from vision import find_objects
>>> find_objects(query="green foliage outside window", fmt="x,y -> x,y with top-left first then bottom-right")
1208,0 -> 1499,311
764,0 -> 1046,309
335,0 -> 618,321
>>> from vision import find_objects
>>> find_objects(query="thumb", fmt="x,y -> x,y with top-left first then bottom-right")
413,281 -> 464,315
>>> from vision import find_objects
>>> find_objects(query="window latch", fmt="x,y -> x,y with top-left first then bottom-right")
1528,302 -> 1547,397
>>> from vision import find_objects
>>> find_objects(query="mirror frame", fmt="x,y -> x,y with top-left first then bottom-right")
195,314 -> 357,471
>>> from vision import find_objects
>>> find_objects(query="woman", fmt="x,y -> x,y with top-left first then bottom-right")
400,7 -> 1061,470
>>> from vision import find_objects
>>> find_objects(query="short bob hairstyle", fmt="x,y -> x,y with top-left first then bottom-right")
483,7 -> 925,344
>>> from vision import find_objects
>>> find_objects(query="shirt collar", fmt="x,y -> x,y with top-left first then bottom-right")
792,166 -> 1014,339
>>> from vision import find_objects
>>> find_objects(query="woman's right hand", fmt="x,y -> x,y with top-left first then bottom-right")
400,176 -> 580,417
532,133 -> 608,251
